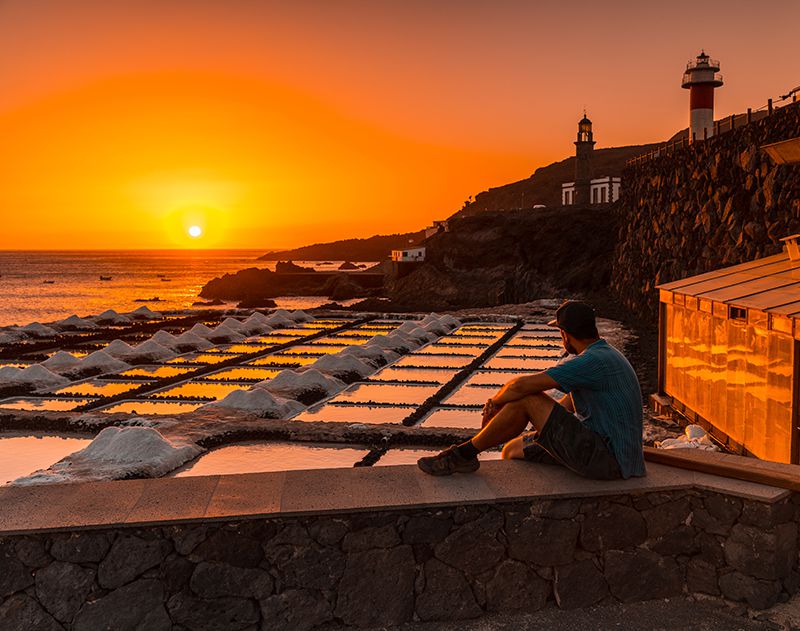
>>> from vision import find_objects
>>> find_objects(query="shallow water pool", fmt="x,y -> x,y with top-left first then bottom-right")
52,380 -> 144,398
482,357 -> 559,371
414,345 -> 486,357
376,447 -> 501,466
415,407 -> 482,430
198,367 -> 282,382
171,441 -> 369,477
169,352 -> 242,365
0,397 -> 96,412
248,355 -> 318,367
294,404 -> 416,424
441,385 -> 494,407
369,366 -> 459,384
0,432 -> 92,485
99,399 -> 204,415
393,354 -> 474,369
115,365 -> 194,379
152,381 -> 246,401
493,347 -> 564,359
329,383 -> 439,406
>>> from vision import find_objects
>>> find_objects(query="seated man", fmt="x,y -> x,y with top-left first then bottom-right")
418,301 -> 645,480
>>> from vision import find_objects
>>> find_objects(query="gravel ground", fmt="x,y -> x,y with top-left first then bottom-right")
346,596 -> 800,631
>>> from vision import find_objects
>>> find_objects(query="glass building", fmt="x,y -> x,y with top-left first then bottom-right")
657,237 -> 800,464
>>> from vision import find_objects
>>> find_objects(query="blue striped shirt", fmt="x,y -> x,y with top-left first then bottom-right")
545,339 -> 645,479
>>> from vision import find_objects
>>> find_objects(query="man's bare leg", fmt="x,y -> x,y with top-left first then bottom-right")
418,392 -> 557,476
471,392 -> 556,452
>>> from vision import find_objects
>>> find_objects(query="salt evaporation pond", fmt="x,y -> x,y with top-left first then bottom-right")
152,381 -> 247,400
295,404 -> 416,424
376,447 -> 502,466
171,441 -> 369,477
0,432 -> 92,485
100,399 -> 204,415
0,398 -> 94,412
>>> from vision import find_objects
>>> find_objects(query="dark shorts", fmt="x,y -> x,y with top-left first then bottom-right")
522,403 -> 622,480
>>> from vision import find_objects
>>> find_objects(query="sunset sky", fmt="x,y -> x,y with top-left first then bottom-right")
1,0 -> 798,250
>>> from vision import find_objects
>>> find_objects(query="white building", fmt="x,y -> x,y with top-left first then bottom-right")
391,247 -> 426,262
561,176 -> 621,206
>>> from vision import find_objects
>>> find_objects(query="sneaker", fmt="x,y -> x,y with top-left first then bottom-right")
417,445 -> 480,476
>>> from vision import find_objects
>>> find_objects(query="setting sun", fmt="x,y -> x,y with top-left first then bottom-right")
188,225 -> 202,238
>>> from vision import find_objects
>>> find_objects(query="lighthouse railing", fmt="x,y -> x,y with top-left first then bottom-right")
625,97 -> 800,168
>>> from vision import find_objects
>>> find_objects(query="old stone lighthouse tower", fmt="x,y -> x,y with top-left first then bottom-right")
574,114 -> 595,205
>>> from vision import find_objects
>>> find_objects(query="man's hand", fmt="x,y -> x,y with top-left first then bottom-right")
481,398 -> 497,428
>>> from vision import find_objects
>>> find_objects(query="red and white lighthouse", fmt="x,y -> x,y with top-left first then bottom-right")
681,51 -> 723,143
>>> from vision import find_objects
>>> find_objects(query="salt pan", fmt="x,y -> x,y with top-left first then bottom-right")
204,388 -> 304,418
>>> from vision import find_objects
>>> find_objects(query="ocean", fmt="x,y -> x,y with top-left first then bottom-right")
0,250 -> 369,327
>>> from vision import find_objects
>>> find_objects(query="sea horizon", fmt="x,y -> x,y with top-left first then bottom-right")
0,250 -> 366,327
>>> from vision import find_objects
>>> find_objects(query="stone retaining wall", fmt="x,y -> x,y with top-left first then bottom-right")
1,488 -> 798,630
612,102 -> 800,322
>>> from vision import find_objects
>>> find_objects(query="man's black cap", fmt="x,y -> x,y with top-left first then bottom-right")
548,300 -> 596,336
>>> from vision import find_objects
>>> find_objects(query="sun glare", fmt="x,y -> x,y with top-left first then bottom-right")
188,225 -> 203,238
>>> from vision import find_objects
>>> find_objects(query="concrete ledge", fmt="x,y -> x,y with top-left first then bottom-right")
0,455 -> 790,536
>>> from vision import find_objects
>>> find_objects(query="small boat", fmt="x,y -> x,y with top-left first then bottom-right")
99,276 -> 112,281
160,277 -> 171,282
43,280 -> 55,284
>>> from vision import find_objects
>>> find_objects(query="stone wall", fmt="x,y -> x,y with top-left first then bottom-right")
1,489 -> 798,630
612,102 -> 800,322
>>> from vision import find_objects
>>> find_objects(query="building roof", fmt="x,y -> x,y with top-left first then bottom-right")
657,249 -> 800,317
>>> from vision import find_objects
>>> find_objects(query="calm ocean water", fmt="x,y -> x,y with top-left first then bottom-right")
0,250 -> 366,327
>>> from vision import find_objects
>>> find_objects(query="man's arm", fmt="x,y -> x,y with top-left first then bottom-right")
491,372 -> 560,407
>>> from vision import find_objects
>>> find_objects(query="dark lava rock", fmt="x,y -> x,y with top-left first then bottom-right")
35,561 -> 95,623
718,571 -> 782,610
738,500 -> 796,529
724,522 -> 797,580
554,559 -> 609,609
236,298 -> 277,309
167,591 -> 259,631
190,561 -> 273,599
276,260 -> 315,273
97,535 -> 171,590
73,579 -> 170,631
50,532 -> 113,564
341,524 -> 400,552
642,497 -> 691,539
687,559 -> 720,596
260,589 -> 331,631
506,515 -> 579,566
307,518 -> 349,546
402,514 -> 453,544
14,539 -> 50,568
580,503 -> 647,551
434,511 -> 504,575
0,593 -> 62,631
604,549 -> 682,602
0,542 -> 34,598
193,530 -> 264,568
168,525 -> 208,556
484,559 -> 550,613
416,558 -> 482,621
650,524 -> 699,556
163,555 -> 195,594
334,546 -> 416,627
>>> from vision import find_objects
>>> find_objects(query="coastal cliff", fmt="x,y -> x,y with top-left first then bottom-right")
385,205 -> 618,310
454,144 -> 659,217
612,102 -> 800,321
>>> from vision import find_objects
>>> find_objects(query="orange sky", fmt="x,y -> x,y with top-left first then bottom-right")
1,0 -> 798,250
